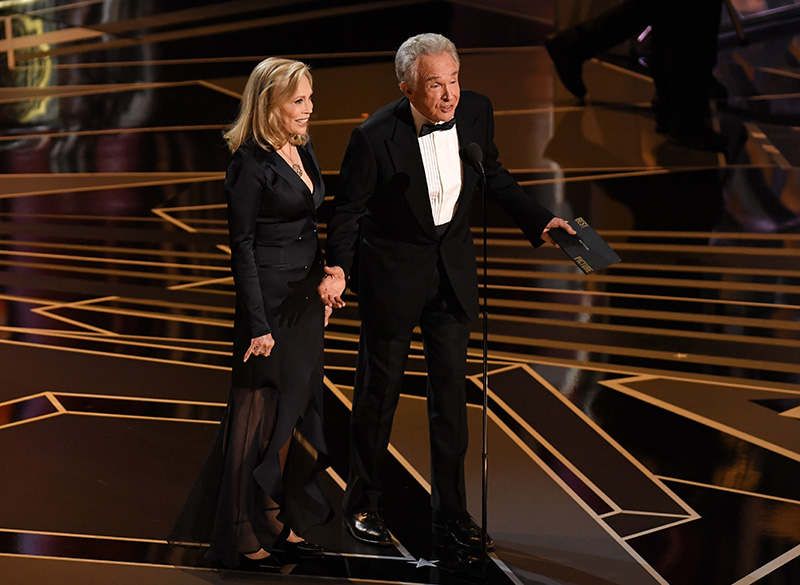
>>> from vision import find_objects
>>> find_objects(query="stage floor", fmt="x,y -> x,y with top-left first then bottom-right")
2,2 -> 800,584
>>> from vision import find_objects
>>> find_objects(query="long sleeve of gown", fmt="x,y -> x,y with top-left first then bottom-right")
225,149 -> 271,338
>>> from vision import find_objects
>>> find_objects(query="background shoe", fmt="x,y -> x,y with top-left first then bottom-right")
669,123 -> 728,152
432,516 -> 494,551
344,511 -> 392,546
652,99 -> 671,134
545,34 -> 587,99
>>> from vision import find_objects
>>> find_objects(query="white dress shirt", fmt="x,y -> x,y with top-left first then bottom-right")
410,103 -> 462,226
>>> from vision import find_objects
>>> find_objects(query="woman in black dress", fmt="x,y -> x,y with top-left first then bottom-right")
170,57 -> 332,569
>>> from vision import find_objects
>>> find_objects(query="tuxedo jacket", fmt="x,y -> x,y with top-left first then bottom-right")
325,90 -> 554,334
226,140 -> 325,340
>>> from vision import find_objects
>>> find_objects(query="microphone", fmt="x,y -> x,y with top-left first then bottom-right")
460,142 -> 484,176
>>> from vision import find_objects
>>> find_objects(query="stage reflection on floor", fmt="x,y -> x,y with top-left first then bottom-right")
2,2 -> 800,585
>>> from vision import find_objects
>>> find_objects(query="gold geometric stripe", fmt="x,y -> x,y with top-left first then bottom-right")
0,326 -> 231,349
486,298 -> 800,332
151,205 -> 225,233
0,124 -> 225,142
30,330 -> 231,356
0,81 -> 198,103
480,228 -> 800,240
0,338 -> 229,371
608,242 -> 800,257
658,476 -> 800,507
486,284 -> 800,312
0,412 -> 62,432
33,302 -> 231,329
779,406 -> 800,419
488,257 -> 800,279
0,212 -> 162,222
0,528 -> 170,546
484,333 -> 800,375
0,259 -> 225,283
602,375 -> 800,462
478,239 -> 800,255
0,239 -> 227,260
167,276 -> 234,291
621,516 -> 698,541
0,249 -> 229,272
482,313 -> 797,349
107,296 -> 234,313
518,169 -> 675,186
486,269 -> 800,295
0,172 -> 222,199
731,545 -> 800,585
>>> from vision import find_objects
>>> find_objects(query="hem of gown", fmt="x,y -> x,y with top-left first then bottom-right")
168,382 -> 332,570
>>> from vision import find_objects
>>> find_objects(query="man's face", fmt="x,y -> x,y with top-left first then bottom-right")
401,52 -> 460,123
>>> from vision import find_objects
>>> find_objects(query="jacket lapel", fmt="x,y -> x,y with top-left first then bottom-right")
386,99 -> 439,239
452,102 -> 480,227
297,142 -> 324,209
266,147 -> 317,213
385,98 -> 483,238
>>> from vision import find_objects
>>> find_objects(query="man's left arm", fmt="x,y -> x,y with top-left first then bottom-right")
479,98 -> 574,245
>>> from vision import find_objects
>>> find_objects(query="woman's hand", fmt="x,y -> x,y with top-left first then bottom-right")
244,334 -> 275,362
324,305 -> 333,327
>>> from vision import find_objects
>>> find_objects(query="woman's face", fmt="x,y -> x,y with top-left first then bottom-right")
278,75 -> 313,137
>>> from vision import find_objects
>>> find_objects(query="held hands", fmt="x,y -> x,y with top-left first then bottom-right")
244,333 -> 275,362
541,217 -> 576,247
318,265 -> 347,309
324,305 -> 333,327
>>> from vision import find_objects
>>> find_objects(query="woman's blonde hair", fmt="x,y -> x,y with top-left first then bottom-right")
223,57 -> 312,153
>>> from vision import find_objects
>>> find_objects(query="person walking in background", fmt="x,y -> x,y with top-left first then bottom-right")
545,0 -> 727,151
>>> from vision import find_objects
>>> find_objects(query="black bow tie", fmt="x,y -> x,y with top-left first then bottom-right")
419,118 -> 456,137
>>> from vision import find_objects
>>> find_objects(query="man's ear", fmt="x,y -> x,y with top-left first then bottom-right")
400,81 -> 412,99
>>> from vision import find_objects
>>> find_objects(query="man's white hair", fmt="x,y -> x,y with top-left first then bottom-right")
395,33 -> 459,89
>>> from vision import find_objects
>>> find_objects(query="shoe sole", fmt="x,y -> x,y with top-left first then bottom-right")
344,520 -> 393,546
432,525 -> 494,551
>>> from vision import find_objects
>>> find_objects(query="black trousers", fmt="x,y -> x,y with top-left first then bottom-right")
343,260 -> 472,522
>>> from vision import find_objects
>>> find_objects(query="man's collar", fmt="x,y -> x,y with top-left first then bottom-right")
409,102 -> 455,136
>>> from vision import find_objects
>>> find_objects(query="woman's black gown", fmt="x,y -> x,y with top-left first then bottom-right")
169,140 -> 332,568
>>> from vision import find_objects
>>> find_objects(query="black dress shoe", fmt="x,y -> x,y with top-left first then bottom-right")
238,553 -> 282,571
669,123 -> 728,153
545,34 -> 587,99
271,524 -> 325,558
431,535 -> 482,571
432,516 -> 494,551
272,538 -> 324,558
652,99 -> 670,135
344,511 -> 392,546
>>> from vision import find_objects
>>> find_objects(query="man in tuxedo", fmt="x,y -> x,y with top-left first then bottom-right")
319,33 -> 573,550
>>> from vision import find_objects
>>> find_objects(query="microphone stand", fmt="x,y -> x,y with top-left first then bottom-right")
477,164 -> 489,565
461,142 -> 490,568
